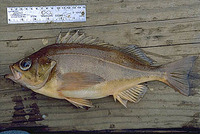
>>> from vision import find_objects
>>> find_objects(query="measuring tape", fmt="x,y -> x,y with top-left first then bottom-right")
7,5 -> 86,24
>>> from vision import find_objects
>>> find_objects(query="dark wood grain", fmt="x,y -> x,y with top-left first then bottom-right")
0,0 -> 200,132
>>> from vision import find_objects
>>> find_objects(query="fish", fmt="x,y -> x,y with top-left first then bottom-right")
5,31 -> 198,108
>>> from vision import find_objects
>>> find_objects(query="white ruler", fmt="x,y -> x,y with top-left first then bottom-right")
7,5 -> 86,24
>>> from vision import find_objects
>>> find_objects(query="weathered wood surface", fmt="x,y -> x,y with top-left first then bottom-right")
0,0 -> 200,132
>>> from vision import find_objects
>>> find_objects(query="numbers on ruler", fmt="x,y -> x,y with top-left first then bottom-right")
8,5 -> 85,11
7,5 -> 86,24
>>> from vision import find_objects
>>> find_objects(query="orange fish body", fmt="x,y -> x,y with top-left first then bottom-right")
6,31 -> 197,108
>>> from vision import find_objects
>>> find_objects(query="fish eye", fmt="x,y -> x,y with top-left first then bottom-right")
19,58 -> 32,71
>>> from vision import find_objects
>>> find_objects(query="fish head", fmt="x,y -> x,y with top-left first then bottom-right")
5,56 -> 56,90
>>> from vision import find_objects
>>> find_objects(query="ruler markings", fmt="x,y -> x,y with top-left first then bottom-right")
7,5 -> 86,24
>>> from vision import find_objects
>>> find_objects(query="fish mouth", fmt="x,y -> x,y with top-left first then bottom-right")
5,65 -> 22,81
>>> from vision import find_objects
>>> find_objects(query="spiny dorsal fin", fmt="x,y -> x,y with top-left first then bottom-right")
56,31 -> 155,65
121,45 -> 155,65
67,31 -> 80,43
56,30 -> 117,48
56,30 -> 104,45
114,84 -> 148,107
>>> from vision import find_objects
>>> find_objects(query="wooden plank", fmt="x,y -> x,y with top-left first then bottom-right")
0,0 -> 200,31
1,41 -> 200,74
1,19 -> 200,44
1,19 -> 200,75
0,0 -> 200,132
0,77 -> 199,131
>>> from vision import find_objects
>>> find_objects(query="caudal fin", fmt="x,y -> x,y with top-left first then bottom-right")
162,56 -> 198,96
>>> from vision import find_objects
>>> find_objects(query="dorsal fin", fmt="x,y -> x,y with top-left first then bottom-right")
56,31 -> 155,65
121,45 -> 155,65
56,30 -> 104,45
56,31 -> 116,47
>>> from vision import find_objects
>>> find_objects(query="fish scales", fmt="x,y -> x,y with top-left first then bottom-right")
50,53 -> 161,81
32,44 -> 155,70
5,31 -> 198,108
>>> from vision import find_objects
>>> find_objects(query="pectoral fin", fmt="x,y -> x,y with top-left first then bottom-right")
58,72 -> 105,91
114,84 -> 148,107
65,97 -> 93,108
57,72 -> 104,108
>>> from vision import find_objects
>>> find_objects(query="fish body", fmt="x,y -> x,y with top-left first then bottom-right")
6,31 -> 197,108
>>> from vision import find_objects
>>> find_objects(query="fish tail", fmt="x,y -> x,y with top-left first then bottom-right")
161,56 -> 198,96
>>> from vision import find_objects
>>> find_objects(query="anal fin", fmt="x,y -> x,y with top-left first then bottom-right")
65,97 -> 94,109
115,96 -> 128,108
114,85 -> 147,107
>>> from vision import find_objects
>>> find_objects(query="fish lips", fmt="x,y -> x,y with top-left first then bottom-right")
5,65 -> 22,81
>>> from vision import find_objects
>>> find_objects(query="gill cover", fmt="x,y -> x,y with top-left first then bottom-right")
7,57 -> 56,90
27,58 -> 56,90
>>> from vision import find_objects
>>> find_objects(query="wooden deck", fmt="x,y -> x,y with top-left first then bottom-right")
0,0 -> 200,133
